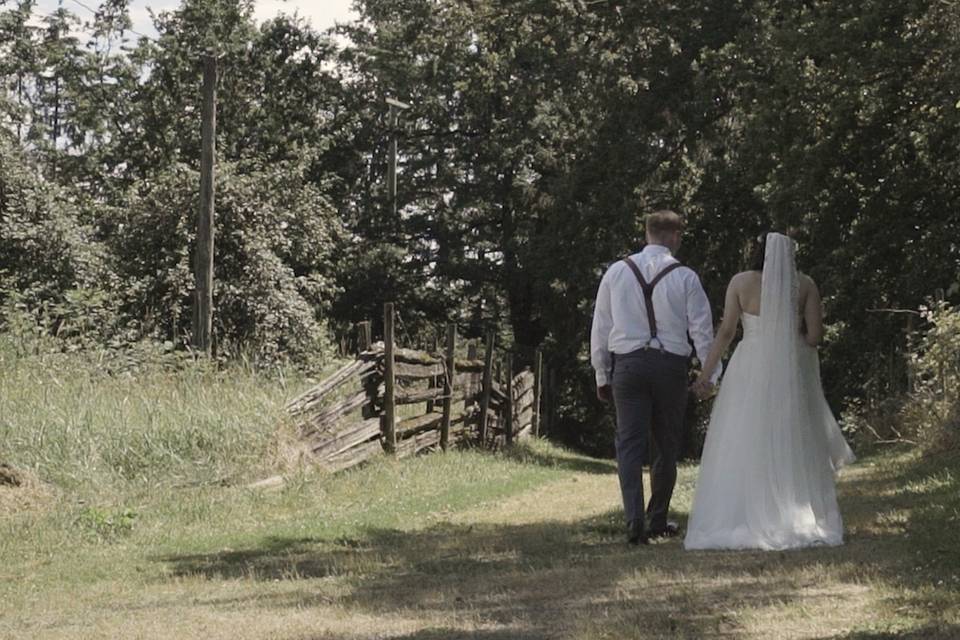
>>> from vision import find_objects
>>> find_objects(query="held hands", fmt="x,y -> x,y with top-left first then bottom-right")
690,375 -> 715,400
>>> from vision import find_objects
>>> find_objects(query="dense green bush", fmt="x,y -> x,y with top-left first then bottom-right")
904,303 -> 960,449
843,302 -> 960,452
103,159 -> 343,366
0,137 -> 122,345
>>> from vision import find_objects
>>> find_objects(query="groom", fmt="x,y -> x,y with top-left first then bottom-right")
590,210 -> 719,545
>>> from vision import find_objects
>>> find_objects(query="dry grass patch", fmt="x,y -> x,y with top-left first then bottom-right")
0,464 -> 57,516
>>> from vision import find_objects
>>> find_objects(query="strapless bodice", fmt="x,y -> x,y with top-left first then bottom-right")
741,313 -> 761,340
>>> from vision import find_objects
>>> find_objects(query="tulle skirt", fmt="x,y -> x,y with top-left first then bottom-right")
684,334 -> 855,551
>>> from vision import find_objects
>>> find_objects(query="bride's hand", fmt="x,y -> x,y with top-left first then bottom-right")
690,376 -> 714,400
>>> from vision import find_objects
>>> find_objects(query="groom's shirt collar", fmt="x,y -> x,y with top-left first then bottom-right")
641,244 -> 672,256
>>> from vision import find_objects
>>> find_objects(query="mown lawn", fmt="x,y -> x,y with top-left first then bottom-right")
1,348 -> 958,639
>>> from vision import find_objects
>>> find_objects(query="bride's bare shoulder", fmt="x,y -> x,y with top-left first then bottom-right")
798,272 -> 817,291
730,270 -> 761,286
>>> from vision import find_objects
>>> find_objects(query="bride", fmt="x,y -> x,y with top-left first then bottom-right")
685,232 -> 855,551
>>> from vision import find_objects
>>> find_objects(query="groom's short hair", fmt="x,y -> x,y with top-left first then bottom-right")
645,210 -> 685,238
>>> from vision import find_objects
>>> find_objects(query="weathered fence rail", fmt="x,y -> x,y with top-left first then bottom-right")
285,304 -> 549,473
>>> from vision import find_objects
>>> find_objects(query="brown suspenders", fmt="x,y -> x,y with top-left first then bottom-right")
620,257 -> 684,351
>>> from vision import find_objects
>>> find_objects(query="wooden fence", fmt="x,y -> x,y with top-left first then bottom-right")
285,303 -> 547,473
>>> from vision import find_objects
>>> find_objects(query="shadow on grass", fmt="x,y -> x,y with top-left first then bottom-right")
388,631 -> 542,640
155,447 -> 960,638
158,511 -> 840,638
501,440 -> 617,475
834,624 -> 960,640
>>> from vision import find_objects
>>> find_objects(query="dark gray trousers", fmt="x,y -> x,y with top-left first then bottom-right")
611,348 -> 688,532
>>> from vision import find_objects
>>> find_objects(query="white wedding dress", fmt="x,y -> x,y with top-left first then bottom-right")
684,234 -> 856,551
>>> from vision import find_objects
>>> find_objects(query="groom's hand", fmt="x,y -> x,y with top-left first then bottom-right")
690,378 -> 714,400
597,385 -> 613,404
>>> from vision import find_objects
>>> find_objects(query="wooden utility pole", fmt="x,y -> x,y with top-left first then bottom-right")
385,97 -> 410,225
382,303 -> 397,454
193,51 -> 217,355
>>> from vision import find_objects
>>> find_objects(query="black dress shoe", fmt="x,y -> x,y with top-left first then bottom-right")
648,521 -> 681,539
627,520 -> 649,545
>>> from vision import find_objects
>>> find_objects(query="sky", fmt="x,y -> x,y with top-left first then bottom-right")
33,0 -> 359,39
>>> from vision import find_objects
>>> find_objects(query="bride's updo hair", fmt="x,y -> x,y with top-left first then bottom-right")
748,232 -> 770,271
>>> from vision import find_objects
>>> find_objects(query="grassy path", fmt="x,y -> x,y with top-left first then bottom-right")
2,439 -> 959,639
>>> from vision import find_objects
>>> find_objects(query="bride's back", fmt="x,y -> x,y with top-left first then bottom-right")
734,270 -> 814,317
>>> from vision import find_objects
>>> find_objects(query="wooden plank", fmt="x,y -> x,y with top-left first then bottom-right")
361,341 -> 385,358
396,411 -> 443,437
514,388 -> 534,414
394,361 -> 445,380
504,353 -> 514,446
478,332 -> 495,445
511,371 -> 535,398
310,417 -> 381,459
396,386 -> 446,405
300,389 -> 371,436
446,424 -> 471,445
323,438 -> 384,473
464,342 -> 479,414
393,347 -> 442,366
444,387 -> 478,405
440,324 -> 456,451
426,334 -> 440,414
545,367 -> 556,436
383,302 -> 397,454
450,408 -> 474,428
533,348 -> 542,437
454,358 -> 485,373
454,372 -> 475,389
515,400 -> 534,421
396,428 -> 441,459
357,320 -> 372,354
514,407 -> 534,433
285,359 -> 377,416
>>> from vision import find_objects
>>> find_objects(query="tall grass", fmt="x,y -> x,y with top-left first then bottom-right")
0,335 -> 311,491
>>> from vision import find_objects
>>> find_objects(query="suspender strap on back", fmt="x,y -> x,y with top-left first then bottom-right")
621,258 -> 684,350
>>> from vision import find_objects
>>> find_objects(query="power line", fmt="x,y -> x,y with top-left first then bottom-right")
61,0 -> 156,41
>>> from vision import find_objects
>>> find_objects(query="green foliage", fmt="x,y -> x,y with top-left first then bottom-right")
74,506 -> 138,542
0,136 -> 120,344
843,302 -> 960,451
3,0 -> 960,449
904,303 -> 960,447
103,159 -> 342,365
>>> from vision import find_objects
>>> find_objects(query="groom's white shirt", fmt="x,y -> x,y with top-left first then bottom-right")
590,244 -> 719,386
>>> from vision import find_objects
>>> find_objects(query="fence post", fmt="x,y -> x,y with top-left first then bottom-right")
478,332 -> 496,445
465,340 -> 478,415
533,348 -> 543,437
382,303 -> 397,454
427,332 -> 440,414
440,324 -> 456,451
357,320 -> 372,354
546,367 -> 557,436
504,352 -> 514,446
